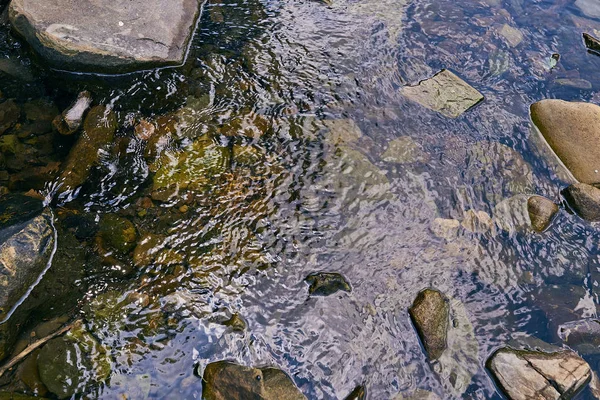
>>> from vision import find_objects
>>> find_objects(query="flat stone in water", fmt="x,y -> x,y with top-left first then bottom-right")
408,288 -> 449,360
402,70 -> 484,118
487,347 -> 591,400
9,0 -> 202,73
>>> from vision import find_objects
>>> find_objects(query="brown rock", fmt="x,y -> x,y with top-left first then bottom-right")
563,183 -> 600,221
527,195 -> 559,232
531,100 -> 600,184
408,288 -> 449,360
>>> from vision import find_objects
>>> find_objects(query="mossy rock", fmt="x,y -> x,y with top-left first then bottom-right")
98,214 -> 137,254
152,135 -> 231,192
37,323 -> 111,399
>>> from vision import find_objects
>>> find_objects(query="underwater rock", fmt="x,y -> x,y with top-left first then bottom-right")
9,0 -> 203,73
0,99 -> 20,135
465,141 -> 534,205
583,33 -> 600,54
135,119 -> 156,141
393,389 -> 441,400
408,288 -> 449,360
344,385 -> 366,400
37,322 -> 110,399
461,209 -> 494,234
402,70 -> 484,118
493,195 -> 532,234
57,105 -> 117,195
152,134 -> 230,193
323,119 -> 363,145
530,100 -> 600,184
498,24 -> 523,47
53,91 -> 92,136
487,347 -> 591,400
304,272 -> 352,296
202,361 -> 306,400
527,195 -> 559,232
381,136 -> 429,164
219,112 -> 271,138
222,313 -> 247,332
430,218 -> 460,240
563,183 -> 600,221
558,319 -> 600,355
98,214 -> 137,254
575,0 -> 600,19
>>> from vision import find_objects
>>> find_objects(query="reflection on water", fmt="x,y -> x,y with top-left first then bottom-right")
3,0 -> 600,397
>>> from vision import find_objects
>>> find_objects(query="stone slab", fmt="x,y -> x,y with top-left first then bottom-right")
9,0 -> 202,73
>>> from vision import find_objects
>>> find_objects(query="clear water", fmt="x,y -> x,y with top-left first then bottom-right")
2,0 -> 600,398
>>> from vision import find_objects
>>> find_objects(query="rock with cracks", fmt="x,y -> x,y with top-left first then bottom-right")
9,0 -> 202,73
487,347 -> 591,400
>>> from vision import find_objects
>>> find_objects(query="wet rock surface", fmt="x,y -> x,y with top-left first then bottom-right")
0,195 -> 53,323
563,183 -> 600,221
305,272 -> 352,296
202,361 -> 306,400
408,289 -> 449,360
487,347 -> 591,400
558,319 -> 600,355
531,100 -> 600,184
527,195 -> 559,232
402,70 -> 484,118
53,91 -> 92,136
9,0 -> 202,73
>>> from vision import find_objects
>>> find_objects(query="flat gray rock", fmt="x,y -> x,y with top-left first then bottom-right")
402,70 -> 484,118
9,0 -> 202,73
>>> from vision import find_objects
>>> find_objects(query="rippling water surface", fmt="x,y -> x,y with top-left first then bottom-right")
3,0 -> 600,398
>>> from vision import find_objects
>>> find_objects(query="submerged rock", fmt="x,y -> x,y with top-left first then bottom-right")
584,33 -> 600,54
575,0 -> 600,19
563,183 -> 600,221
402,70 -> 484,118
9,0 -> 203,73
38,322 -> 111,399
202,361 -> 306,400
53,91 -> 92,136
0,99 -> 20,135
461,209 -> 494,234
305,272 -> 351,296
499,24 -> 523,47
381,136 -> 429,164
487,347 -> 591,400
430,218 -> 460,240
98,214 -> 137,254
527,195 -> 559,232
530,100 -> 600,184
408,289 -> 449,360
57,105 -> 117,195
558,319 -> 600,355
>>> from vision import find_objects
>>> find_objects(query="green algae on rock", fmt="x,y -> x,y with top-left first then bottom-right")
402,70 -> 484,118
98,214 -> 138,254
37,322 -> 111,399
152,135 -> 231,193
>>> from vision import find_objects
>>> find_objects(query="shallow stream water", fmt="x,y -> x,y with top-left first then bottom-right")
2,0 -> 600,398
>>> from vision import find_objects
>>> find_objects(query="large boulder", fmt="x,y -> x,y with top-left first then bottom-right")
202,361 -> 306,400
487,347 -> 591,400
9,0 -> 202,73
531,100 -> 600,184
